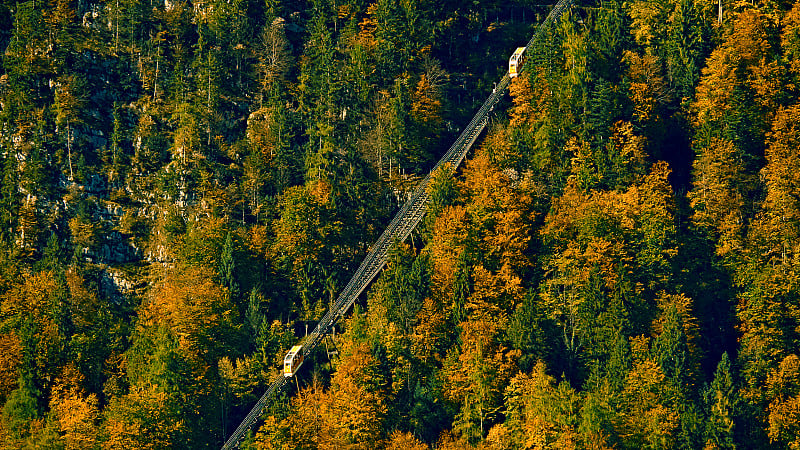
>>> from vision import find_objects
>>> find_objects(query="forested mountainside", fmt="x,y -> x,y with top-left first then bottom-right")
1,0 -> 800,447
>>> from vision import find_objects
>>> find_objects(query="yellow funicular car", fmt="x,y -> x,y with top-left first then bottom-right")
509,47 -> 527,78
283,345 -> 304,377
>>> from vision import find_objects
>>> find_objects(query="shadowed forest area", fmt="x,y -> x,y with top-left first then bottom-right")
1,0 -> 800,448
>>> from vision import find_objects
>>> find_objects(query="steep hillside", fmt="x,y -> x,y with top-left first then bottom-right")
1,0 -> 800,449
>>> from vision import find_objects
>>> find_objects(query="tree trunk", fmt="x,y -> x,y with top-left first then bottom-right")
67,122 -> 74,181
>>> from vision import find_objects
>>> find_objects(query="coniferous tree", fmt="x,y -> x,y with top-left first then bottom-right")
703,352 -> 739,449
221,231 -> 240,301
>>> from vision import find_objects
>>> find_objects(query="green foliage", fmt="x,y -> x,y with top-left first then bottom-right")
3,1 -> 800,448
221,232 -> 240,301
703,352 -> 740,449
1,381 -> 40,443
507,290 -> 557,373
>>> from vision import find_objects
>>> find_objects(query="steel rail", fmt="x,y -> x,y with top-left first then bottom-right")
221,1 -> 573,447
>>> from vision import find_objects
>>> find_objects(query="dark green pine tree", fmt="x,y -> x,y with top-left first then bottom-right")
221,232 -> 240,302
369,0 -> 407,80
246,288 -> 265,342
507,289 -> 557,373
654,305 -> 689,387
374,245 -> 430,335
191,32 -> 223,150
606,328 -> 632,394
109,102 -> 127,183
0,376 -> 41,444
54,74 -> 88,182
653,304 -> 703,448
35,232 -> 65,272
0,154 -> 19,247
450,250 -> 472,325
299,6 -> 340,183
385,77 -> 413,175
703,352 -> 739,449
3,0 -> 48,106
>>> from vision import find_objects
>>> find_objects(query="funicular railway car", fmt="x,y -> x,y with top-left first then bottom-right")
508,47 -> 527,78
283,345 -> 304,377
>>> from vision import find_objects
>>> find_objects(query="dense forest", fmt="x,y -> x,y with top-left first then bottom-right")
1,0 -> 800,448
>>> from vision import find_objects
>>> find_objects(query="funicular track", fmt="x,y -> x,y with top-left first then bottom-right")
221,1 -> 574,448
